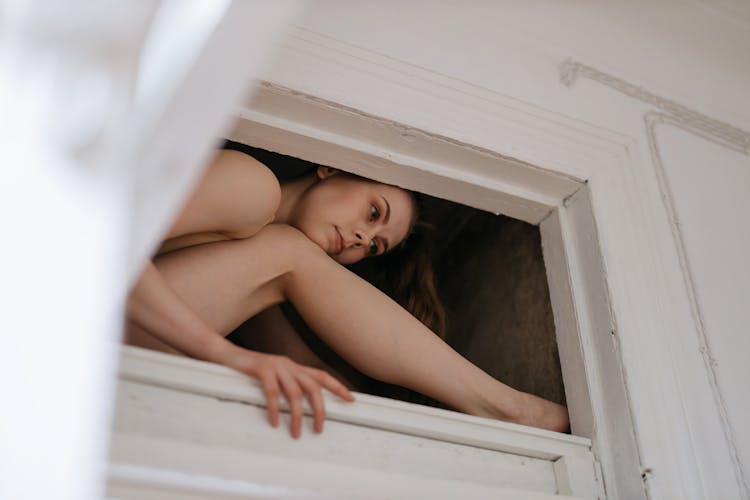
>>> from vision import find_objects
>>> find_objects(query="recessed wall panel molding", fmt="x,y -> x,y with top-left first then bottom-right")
562,59 -> 750,499
651,121 -> 750,499
560,60 -> 750,153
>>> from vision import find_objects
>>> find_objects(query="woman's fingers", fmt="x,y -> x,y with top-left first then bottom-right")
238,352 -> 354,437
305,367 -> 355,402
277,369 -> 304,439
258,370 -> 281,428
295,372 -> 326,433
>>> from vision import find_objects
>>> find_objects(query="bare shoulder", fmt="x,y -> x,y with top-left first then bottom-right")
167,150 -> 281,240
207,149 -> 281,210
212,149 -> 277,178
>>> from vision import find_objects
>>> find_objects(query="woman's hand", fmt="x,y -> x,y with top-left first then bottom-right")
217,345 -> 355,439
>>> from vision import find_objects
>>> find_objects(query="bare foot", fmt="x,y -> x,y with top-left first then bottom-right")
472,388 -> 570,433
514,391 -> 570,433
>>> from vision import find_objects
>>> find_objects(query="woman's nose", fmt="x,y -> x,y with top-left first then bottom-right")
353,229 -> 370,247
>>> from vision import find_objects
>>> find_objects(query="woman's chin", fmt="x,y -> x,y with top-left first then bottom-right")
335,253 -> 363,266
298,228 -> 352,263
297,227 -> 327,253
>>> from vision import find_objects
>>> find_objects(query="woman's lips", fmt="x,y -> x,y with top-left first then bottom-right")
334,226 -> 344,254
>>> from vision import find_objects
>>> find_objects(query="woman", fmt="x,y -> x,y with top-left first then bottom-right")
126,149 -> 569,438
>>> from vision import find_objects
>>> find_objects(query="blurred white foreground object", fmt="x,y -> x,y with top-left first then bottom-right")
0,1 -> 304,498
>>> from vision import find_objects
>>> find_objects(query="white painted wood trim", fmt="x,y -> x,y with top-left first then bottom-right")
554,455 -> 604,500
564,63 -> 749,499
108,461 -> 325,499
114,346 -> 597,498
547,188 -> 644,500
119,346 -> 591,462
644,111 -> 748,496
262,27 -> 632,181
109,441 -> 584,500
540,208 -> 594,439
233,82 -> 580,224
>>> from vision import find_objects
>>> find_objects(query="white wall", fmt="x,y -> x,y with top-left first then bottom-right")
277,2 -> 750,498
294,1 -> 750,127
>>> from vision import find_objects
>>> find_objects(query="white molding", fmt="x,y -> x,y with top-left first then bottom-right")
563,60 -> 750,499
560,60 -> 750,154
252,28 -> 634,177
255,25 -> 636,171
644,112 -> 749,497
118,346 -> 591,461
114,346 -> 597,499
540,208 -> 594,439
232,83 -> 579,224
554,455 -> 603,500
108,462 -> 324,499
549,188 -> 645,500
108,443 -> 580,500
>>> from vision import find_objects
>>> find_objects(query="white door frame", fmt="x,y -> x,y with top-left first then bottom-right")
113,345 -> 597,499
224,26 -> 743,500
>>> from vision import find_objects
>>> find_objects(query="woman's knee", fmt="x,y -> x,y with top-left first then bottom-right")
253,224 -> 329,274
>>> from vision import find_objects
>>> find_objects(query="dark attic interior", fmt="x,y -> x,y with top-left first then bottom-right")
225,140 -> 566,410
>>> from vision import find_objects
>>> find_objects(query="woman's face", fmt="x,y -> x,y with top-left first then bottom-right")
289,168 -> 415,265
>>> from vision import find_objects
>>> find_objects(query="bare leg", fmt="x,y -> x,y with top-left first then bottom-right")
278,232 -> 568,432
127,224 -> 568,432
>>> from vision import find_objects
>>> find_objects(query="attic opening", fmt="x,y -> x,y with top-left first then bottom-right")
224,140 -> 567,412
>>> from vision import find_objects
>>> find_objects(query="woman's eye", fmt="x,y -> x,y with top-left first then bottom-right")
368,240 -> 378,255
370,204 -> 380,222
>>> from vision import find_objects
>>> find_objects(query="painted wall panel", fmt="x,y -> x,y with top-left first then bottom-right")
657,125 -> 750,488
